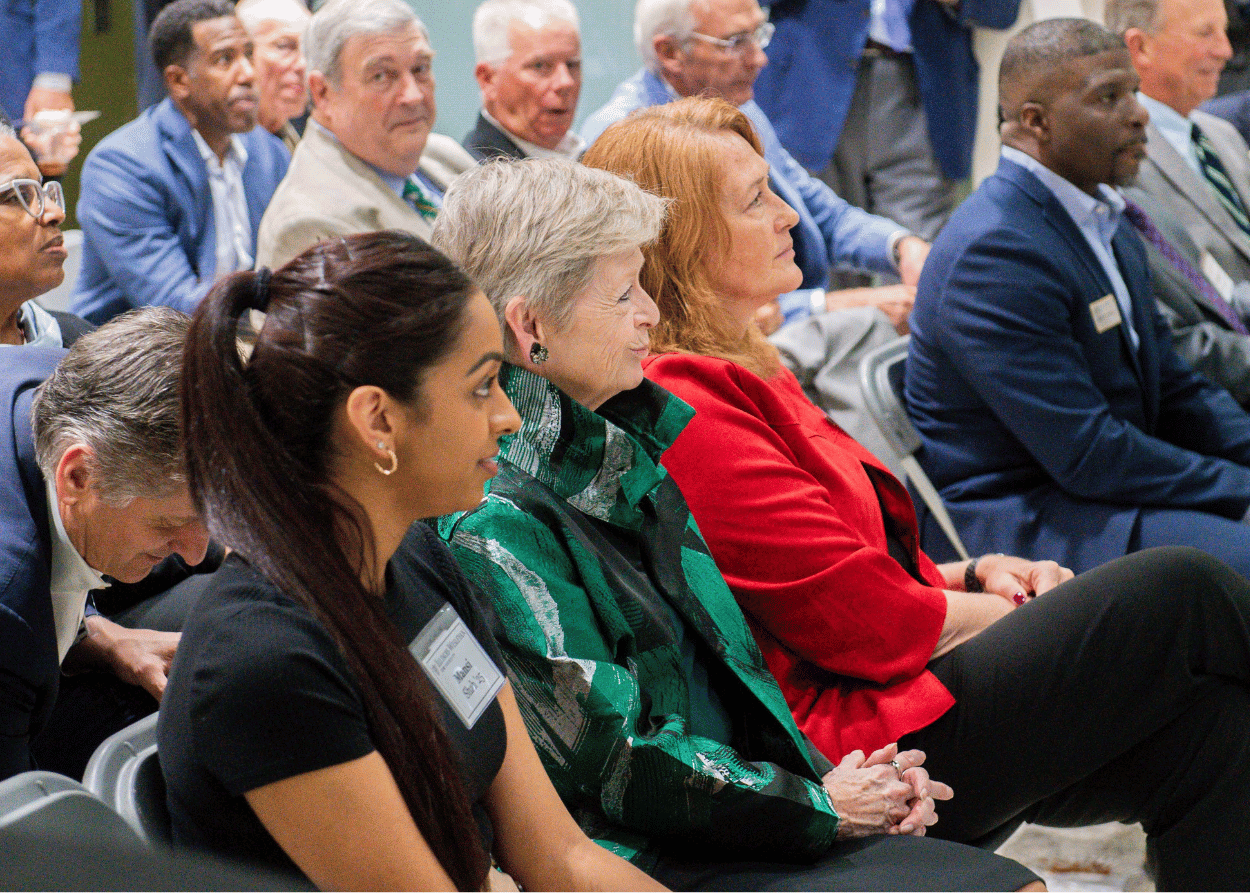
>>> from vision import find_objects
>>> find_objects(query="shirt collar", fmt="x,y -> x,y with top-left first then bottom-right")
1001,145 -> 1125,235
16,300 -> 64,348
190,128 -> 248,171
497,364 -> 694,523
1138,92 -> 1192,142
44,478 -> 107,597
480,107 -> 585,159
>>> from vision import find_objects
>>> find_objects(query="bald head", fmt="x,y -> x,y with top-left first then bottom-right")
999,18 -> 1126,122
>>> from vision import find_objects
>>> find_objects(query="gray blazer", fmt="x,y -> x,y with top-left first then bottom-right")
255,122 -> 476,268
1138,220 -> 1250,406
1125,112 -> 1250,286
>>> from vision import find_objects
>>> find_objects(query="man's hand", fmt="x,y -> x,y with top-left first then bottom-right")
64,615 -> 180,701
23,86 -> 74,122
895,235 -> 931,287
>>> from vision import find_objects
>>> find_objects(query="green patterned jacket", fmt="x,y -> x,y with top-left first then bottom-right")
441,365 -> 840,869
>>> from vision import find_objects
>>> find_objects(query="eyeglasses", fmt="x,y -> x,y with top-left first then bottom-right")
687,21 -> 775,54
0,179 -> 65,219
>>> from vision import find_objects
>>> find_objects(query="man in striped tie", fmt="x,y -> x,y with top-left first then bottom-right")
1110,0 -> 1250,404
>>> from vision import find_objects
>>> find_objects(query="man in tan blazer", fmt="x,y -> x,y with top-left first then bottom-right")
256,0 -> 476,268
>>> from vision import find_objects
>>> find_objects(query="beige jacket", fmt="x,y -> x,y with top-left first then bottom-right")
255,122 -> 476,268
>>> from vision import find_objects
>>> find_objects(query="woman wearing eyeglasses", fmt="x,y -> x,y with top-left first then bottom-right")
0,121 -> 89,348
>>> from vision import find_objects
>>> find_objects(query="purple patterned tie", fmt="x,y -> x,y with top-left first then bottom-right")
1122,198 -> 1250,335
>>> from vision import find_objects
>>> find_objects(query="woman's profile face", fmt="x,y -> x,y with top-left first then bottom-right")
538,246 -> 659,411
395,291 -> 521,518
701,133 -> 803,317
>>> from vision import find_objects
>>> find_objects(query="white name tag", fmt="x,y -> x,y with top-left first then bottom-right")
410,604 -> 504,729
1200,250 -> 1236,301
1089,294 -> 1122,333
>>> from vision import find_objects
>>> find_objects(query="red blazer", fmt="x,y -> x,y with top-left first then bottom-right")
644,352 -> 955,758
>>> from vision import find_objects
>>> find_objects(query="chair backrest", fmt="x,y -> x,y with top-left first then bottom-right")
0,770 -> 146,850
82,712 -> 172,846
858,336 -> 970,561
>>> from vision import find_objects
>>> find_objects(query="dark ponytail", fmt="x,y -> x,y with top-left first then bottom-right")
182,232 -> 488,890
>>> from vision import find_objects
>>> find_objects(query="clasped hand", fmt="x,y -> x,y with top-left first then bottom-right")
823,743 -> 952,839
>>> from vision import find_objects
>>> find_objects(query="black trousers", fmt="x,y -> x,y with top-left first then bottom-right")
899,546 -> 1250,891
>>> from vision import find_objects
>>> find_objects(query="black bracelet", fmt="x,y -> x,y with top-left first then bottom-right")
964,553 -> 1003,593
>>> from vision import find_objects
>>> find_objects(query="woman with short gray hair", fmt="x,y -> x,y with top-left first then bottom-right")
433,158 -> 1037,890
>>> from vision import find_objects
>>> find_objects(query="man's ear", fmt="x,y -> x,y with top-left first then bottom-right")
164,63 -> 192,102
1123,28 -> 1151,68
475,61 -> 497,99
54,444 -> 97,507
1019,101 -> 1050,143
654,34 -> 684,79
308,70 -> 332,118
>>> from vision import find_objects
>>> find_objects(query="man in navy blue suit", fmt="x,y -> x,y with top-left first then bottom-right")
906,17 -> 1250,577
0,308 -> 209,781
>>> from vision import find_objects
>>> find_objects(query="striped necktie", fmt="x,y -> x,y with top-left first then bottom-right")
1192,123 -> 1250,239
1122,198 -> 1250,335
402,176 -> 439,221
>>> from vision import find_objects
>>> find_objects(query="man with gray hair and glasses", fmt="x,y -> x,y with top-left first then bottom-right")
464,0 -> 584,161
0,307 -> 211,781
256,0 -> 476,268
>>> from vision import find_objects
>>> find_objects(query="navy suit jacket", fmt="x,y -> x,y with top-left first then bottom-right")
0,346 -> 67,780
753,0 -> 1019,181
463,113 -> 527,161
71,98 -> 290,325
905,158 -> 1250,571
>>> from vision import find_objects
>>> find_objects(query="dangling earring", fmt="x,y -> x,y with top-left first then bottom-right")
529,342 -> 549,365
374,440 -> 398,476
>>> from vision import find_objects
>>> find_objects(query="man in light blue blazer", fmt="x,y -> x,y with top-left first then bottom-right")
906,18 -> 1250,578
71,0 -> 289,325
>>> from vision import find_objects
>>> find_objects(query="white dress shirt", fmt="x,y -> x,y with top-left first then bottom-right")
44,480 -> 105,663
192,129 -> 254,277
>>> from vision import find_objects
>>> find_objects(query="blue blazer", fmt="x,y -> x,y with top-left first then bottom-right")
71,99 -> 290,325
0,346 -> 68,780
0,0 -> 81,123
753,0 -> 1020,181
905,158 -> 1250,571
581,69 -> 898,321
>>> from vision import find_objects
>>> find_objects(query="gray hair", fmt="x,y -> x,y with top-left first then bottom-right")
635,0 -> 697,72
473,0 -> 580,65
32,307 -> 191,505
0,121 -> 15,141
1105,0 -> 1163,35
432,158 -> 667,342
1000,17 -> 1126,108
304,0 -> 426,86
236,0 -> 311,33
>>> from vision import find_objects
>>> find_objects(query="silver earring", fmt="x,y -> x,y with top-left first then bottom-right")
529,342 -> 549,365
374,440 -> 398,476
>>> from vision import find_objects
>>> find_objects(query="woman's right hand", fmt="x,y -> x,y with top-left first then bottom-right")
822,744 -> 952,839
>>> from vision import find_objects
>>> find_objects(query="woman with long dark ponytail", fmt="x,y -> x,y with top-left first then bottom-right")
161,231 -> 665,891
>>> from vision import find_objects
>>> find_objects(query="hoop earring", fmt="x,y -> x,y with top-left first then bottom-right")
529,342 -> 549,365
374,441 -> 398,476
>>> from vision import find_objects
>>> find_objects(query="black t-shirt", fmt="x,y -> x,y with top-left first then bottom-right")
158,523 -> 508,878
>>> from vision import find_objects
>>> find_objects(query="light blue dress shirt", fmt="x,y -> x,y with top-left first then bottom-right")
1002,146 -> 1138,350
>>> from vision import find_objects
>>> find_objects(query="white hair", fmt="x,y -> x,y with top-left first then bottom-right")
235,0 -> 310,33
473,0 -> 580,65
304,0 -> 427,86
433,158 -> 667,341
635,0 -> 697,72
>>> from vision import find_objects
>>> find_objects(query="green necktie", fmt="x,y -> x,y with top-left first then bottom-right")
402,177 -> 439,221
1192,123 -> 1250,239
